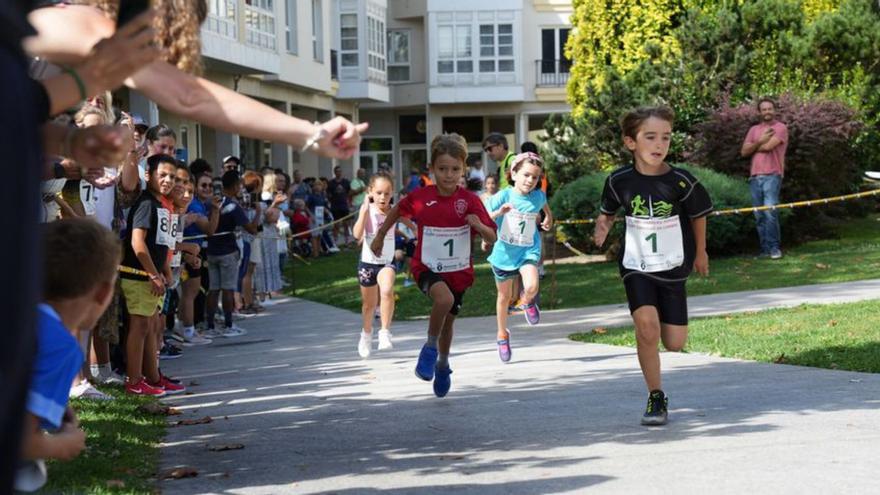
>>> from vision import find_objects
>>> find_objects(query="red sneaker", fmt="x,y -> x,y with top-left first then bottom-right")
150,374 -> 186,395
125,378 -> 167,397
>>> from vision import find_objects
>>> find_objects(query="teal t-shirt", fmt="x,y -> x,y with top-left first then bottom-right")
486,187 -> 547,270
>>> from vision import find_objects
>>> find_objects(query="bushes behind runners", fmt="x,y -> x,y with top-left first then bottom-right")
693,94 -> 875,241
551,164 -> 761,255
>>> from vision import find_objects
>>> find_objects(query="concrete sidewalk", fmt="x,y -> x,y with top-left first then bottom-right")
159,280 -> 880,494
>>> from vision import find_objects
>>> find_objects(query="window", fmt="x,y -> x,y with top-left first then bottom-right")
244,0 -> 276,51
340,13 -> 358,67
540,27 -> 571,73
478,23 -> 513,73
387,30 -> 410,82
285,0 -> 297,53
360,137 -> 393,175
206,0 -> 237,38
437,18 -> 514,76
311,0 -> 323,62
366,13 -> 386,77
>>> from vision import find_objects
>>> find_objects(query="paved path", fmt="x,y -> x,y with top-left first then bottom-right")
159,280 -> 880,494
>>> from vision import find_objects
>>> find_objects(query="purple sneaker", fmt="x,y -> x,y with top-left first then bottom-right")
497,333 -> 512,363
523,303 -> 540,326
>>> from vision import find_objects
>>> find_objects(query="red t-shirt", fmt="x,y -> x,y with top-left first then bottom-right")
292,211 -> 310,235
398,185 -> 494,293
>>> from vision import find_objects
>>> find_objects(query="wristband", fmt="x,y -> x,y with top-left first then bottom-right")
148,273 -> 161,281
60,66 -> 87,101
300,122 -> 328,153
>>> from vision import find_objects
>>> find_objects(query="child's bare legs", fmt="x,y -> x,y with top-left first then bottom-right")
632,306 -> 688,391
360,285 -> 378,333
377,267 -> 395,330
180,276 -> 200,327
144,314 -> 162,383
495,278 -> 513,340
519,263 -> 540,305
438,312 -> 455,356
427,282 -> 454,338
242,262 -> 256,308
311,236 -> 321,257
126,315 -> 149,383
205,289 -> 219,328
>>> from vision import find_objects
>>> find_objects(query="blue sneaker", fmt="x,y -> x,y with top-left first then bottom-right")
415,345 -> 438,381
433,365 -> 452,397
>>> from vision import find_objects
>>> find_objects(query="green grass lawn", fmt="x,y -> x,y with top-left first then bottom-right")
289,214 -> 880,319
39,388 -> 165,494
570,299 -> 880,373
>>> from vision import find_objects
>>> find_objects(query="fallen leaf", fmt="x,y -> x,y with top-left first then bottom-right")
105,480 -> 126,488
162,467 -> 198,480
773,353 -> 787,364
138,403 -> 183,416
439,455 -> 465,461
592,327 -> 607,335
175,416 -> 213,427
815,263 -> 830,269
208,443 -> 245,452
828,320 -> 838,327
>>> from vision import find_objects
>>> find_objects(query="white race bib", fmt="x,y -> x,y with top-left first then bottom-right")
170,214 -> 183,267
499,210 -> 538,247
156,208 -> 176,248
315,206 -> 325,227
421,225 -> 471,273
80,181 -> 98,216
623,216 -> 685,273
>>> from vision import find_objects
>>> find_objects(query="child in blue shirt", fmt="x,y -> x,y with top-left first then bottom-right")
17,219 -> 121,491
485,152 -> 553,363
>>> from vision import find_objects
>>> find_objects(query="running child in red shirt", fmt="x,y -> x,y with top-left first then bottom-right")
371,133 -> 496,397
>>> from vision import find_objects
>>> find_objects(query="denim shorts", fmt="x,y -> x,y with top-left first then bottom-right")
207,252 -> 241,291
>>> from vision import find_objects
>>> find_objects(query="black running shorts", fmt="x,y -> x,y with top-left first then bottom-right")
623,274 -> 688,326
417,271 -> 464,316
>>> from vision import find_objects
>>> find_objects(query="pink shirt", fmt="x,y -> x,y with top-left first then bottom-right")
746,121 -> 788,177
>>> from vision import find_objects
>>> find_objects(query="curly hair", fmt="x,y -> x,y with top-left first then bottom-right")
83,0 -> 206,74
74,105 -> 108,127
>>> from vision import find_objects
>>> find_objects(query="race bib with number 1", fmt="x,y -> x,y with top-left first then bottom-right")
622,215 -> 685,273
421,225 -> 471,273
499,210 -> 538,247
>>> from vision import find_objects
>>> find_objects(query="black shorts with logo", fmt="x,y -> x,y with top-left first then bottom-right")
417,271 -> 464,316
357,261 -> 395,287
623,274 -> 688,326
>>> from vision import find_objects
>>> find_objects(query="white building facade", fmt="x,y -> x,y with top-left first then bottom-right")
358,0 -> 573,190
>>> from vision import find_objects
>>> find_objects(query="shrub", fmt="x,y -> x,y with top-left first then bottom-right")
551,164 -> 764,255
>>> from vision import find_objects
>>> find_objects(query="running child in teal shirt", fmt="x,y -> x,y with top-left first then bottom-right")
486,152 -> 553,362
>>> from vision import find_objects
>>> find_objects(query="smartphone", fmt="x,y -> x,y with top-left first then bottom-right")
212,179 -> 223,197
116,0 -> 151,27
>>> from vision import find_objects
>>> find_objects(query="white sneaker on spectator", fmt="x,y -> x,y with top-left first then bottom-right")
358,331 -> 372,358
183,332 -> 213,346
203,327 -> 224,339
378,329 -> 393,350
222,325 -> 248,338
94,370 -> 125,386
70,381 -> 114,401
865,171 -> 880,180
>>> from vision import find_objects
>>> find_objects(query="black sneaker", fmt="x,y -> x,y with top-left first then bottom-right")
159,343 -> 183,360
641,390 -> 668,426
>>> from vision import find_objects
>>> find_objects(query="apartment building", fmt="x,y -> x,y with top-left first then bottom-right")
117,0 -> 387,179
358,0 -> 574,190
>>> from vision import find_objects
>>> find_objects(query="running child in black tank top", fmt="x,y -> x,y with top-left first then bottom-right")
593,106 -> 712,426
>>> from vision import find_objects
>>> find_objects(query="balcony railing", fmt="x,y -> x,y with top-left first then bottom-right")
205,0 -> 237,39
244,4 -> 277,51
536,59 -> 571,87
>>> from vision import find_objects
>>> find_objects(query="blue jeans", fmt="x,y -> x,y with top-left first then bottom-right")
749,174 -> 782,253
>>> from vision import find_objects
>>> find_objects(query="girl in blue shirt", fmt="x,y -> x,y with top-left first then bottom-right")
485,152 -> 553,362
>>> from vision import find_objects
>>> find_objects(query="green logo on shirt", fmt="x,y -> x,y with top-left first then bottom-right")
631,195 -> 672,218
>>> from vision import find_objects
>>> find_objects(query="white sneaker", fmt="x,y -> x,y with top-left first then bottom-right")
94,370 -> 126,386
378,329 -> 393,350
328,246 -> 341,253
222,325 -> 248,338
183,332 -> 213,346
70,381 -> 114,401
203,327 -> 224,339
358,331 -> 372,358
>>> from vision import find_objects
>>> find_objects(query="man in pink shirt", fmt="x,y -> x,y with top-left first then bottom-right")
741,98 -> 788,259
